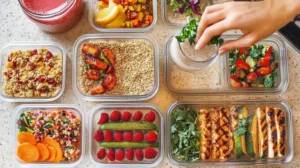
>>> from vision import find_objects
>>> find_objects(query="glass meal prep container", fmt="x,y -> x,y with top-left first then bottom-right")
10,104 -> 85,167
88,103 -> 164,167
0,42 -> 66,102
72,33 -> 159,101
164,34 -> 289,95
89,0 -> 157,32
162,0 -> 231,28
166,100 -> 293,166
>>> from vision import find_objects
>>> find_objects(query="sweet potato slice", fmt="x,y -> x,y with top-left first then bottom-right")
42,137 -> 62,163
46,146 -> 57,162
17,132 -> 36,145
17,143 -> 39,163
36,143 -> 49,161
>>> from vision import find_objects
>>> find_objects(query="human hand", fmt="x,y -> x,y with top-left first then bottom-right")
195,0 -> 300,54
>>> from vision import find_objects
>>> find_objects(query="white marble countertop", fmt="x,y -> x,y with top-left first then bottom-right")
1,0 -> 300,167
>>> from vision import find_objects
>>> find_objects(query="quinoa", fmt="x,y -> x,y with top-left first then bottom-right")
79,40 -> 155,95
2,49 -> 63,98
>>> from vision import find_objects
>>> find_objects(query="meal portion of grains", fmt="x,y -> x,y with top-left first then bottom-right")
79,39 -> 155,96
2,49 -> 63,98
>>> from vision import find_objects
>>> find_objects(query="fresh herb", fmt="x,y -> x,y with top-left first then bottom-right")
20,113 -> 31,126
235,118 -> 248,136
45,86 -> 50,92
63,119 -> 70,124
171,105 -> 200,162
99,70 -> 104,78
175,18 -> 224,46
264,71 -> 277,88
169,0 -> 210,16
86,64 -> 90,70
71,132 -> 76,139
18,126 -> 34,133
42,121 -> 54,129
100,52 -> 110,65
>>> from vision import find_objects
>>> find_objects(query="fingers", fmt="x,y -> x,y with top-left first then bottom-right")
218,33 -> 259,55
196,10 -> 226,42
195,20 -> 230,50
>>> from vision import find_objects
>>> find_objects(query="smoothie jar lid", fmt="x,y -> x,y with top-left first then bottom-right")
18,0 -> 75,18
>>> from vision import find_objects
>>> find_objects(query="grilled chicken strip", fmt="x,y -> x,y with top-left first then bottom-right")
198,109 -> 212,160
210,108 -> 221,159
275,108 -> 285,157
266,107 -> 278,158
218,107 -> 232,159
257,107 -> 268,158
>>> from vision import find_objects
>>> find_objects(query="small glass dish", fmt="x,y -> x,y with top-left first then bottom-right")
170,36 -> 219,71
88,0 -> 157,32
72,33 -> 159,101
88,103 -> 164,167
10,104 -> 85,167
166,100 -> 293,166
0,42 -> 66,102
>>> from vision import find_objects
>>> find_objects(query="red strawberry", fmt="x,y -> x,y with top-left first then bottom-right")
110,110 -> 121,122
104,130 -> 113,142
144,147 -> 158,159
144,111 -> 156,122
96,148 -> 106,159
121,111 -> 132,121
98,113 -> 109,124
135,149 -> 144,161
133,111 -> 143,121
115,149 -> 125,161
93,130 -> 103,142
114,131 -> 123,142
125,148 -> 134,160
133,131 -> 144,142
144,131 -> 157,143
106,149 -> 115,161
123,131 -> 133,142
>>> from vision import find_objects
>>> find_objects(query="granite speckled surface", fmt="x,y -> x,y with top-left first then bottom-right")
0,0 -> 300,167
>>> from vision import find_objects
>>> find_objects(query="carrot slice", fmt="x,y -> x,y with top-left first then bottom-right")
42,137 -> 62,162
17,132 -> 36,145
36,143 -> 49,161
46,146 -> 57,162
17,143 -> 39,163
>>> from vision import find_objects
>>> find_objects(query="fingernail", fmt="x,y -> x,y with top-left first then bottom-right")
218,49 -> 226,55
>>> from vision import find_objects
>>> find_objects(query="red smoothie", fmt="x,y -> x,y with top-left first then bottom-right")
24,0 -> 69,13
19,0 -> 84,33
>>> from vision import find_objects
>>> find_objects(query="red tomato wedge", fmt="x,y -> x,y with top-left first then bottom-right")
264,46 -> 273,57
235,59 -> 250,70
256,67 -> 272,76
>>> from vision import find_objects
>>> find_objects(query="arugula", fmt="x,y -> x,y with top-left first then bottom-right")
264,71 -> 277,88
171,105 -> 200,162
235,118 -> 248,136
175,18 -> 224,47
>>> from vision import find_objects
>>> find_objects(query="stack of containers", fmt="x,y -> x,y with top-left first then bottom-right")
162,1 -> 293,166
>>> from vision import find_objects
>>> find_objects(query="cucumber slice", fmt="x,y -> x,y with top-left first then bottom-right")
246,56 -> 256,68
100,121 -> 157,131
246,115 -> 258,157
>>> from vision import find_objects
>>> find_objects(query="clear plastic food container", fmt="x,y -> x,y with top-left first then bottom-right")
164,34 -> 289,95
10,104 -> 85,167
89,0 -> 157,32
166,100 -> 293,166
72,34 -> 159,101
88,103 -> 164,167
0,42 -> 66,102
162,0 -> 231,28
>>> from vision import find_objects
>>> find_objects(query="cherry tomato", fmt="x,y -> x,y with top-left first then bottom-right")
246,72 -> 258,82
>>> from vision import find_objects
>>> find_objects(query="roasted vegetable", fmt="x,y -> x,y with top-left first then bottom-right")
82,43 -> 100,57
102,48 -> 116,66
85,56 -> 108,70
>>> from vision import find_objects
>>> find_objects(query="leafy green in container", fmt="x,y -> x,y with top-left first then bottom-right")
171,105 -> 200,162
